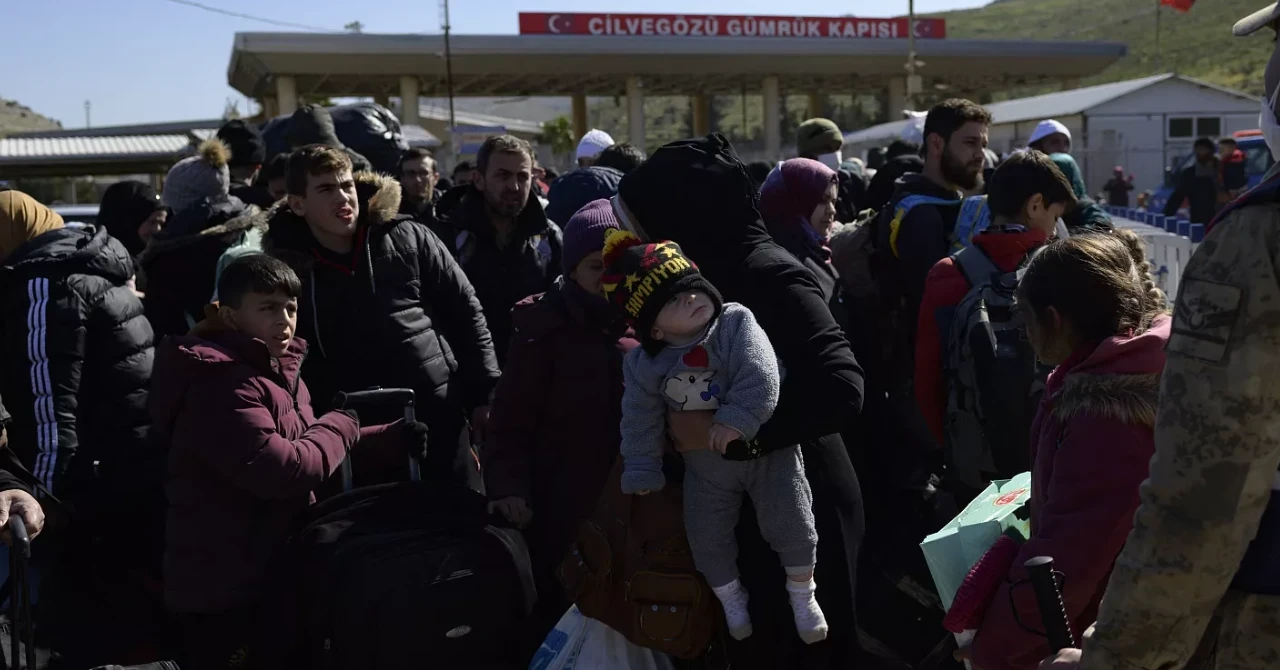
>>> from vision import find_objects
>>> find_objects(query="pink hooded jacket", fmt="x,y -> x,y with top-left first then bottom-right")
972,315 -> 1171,670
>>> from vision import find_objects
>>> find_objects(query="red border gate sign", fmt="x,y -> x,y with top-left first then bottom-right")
518,13 -> 946,39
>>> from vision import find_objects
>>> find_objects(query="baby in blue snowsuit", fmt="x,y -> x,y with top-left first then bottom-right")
600,229 -> 826,644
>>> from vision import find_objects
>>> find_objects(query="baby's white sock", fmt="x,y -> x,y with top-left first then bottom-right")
711,579 -> 753,640
786,577 -> 828,644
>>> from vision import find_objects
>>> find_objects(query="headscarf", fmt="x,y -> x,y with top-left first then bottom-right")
99,180 -> 163,256
0,191 -> 63,261
758,158 -> 837,262
1049,153 -> 1089,199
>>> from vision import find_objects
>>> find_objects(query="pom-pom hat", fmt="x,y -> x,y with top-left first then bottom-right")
601,228 -> 722,351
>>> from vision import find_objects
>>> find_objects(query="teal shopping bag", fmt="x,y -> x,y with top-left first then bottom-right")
919,474 -> 1032,610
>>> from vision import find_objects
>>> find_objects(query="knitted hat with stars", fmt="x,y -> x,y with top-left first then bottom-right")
601,228 -> 723,351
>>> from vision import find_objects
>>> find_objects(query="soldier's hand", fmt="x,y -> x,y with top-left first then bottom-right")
1038,648 -> 1081,670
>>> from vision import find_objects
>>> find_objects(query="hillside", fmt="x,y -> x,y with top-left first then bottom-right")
0,98 -> 61,137
938,0 -> 1269,95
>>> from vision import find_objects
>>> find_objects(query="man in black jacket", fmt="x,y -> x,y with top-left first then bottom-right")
878,98 -> 991,351
265,145 -> 500,485
437,135 -> 563,366
217,119 -> 275,209
1,190 -> 161,666
398,147 -> 441,222
1163,138 -> 1222,224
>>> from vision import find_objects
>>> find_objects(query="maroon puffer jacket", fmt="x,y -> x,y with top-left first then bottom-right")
152,327 -> 359,614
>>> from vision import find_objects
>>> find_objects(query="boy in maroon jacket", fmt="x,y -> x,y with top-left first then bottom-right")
151,254 -> 427,670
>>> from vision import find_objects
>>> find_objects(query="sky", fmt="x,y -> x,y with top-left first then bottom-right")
4,0 -> 990,129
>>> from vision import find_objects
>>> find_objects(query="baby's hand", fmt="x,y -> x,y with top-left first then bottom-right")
708,423 -> 744,454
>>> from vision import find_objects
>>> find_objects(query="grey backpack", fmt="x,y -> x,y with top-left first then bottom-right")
942,246 -> 1047,502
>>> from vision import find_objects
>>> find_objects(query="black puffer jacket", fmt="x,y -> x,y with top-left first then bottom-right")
264,173 -> 500,466
1,225 -> 154,500
437,190 -> 562,366
545,165 -> 623,226
139,196 -> 258,342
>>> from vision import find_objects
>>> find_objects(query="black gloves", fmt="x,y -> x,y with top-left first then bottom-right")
402,421 -> 430,463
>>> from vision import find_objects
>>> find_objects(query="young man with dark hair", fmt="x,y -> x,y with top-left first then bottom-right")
913,150 -> 1076,446
594,142 -> 647,175
437,135 -> 563,366
264,144 -> 500,487
1163,137 -> 1222,224
878,97 -> 993,350
398,147 -> 440,221
452,160 -> 476,186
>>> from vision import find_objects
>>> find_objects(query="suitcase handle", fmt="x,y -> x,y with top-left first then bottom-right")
7,517 -> 29,560
8,516 -> 35,670
336,387 -> 419,490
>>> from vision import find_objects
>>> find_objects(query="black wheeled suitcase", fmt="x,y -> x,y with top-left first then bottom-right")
260,389 -> 537,670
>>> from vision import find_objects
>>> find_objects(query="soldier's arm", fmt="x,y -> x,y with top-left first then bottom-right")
1081,209 -> 1280,670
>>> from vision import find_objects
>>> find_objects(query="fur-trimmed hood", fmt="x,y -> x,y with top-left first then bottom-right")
1047,314 -> 1171,427
264,171 -> 403,243
1052,372 -> 1161,427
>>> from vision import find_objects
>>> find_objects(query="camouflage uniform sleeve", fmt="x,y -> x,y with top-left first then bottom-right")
1081,206 -> 1280,670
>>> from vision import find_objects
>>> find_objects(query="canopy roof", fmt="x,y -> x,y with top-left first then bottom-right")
228,32 -> 1128,99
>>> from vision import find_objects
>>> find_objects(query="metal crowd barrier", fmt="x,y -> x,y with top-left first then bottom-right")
1100,206 -> 1205,302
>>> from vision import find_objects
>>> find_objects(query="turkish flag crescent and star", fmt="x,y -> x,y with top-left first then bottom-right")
1160,0 -> 1194,12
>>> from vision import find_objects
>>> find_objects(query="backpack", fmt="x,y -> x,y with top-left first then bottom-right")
557,458 -> 719,660
943,246 -> 1048,504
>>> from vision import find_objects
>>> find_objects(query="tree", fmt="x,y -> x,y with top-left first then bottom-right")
345,21 -> 364,33
222,98 -> 241,120
539,116 -> 576,159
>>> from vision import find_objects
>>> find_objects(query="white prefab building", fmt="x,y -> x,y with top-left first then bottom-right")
844,74 -> 1260,197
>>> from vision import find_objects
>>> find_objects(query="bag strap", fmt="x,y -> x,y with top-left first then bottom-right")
952,247 -> 1002,289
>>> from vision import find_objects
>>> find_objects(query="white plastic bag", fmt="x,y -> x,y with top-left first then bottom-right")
529,606 -> 676,670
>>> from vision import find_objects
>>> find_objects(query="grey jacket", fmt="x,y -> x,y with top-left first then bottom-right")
619,303 -> 780,494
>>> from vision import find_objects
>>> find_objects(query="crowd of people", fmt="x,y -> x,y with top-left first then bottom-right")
0,6 -> 1278,669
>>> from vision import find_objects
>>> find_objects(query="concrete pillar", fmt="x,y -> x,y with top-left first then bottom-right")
626,76 -> 645,149
887,77 -> 908,119
571,93 -> 588,142
275,75 -> 298,117
763,76 -> 781,160
399,76 -> 421,127
260,96 -> 278,119
807,92 -> 824,119
692,93 -> 711,137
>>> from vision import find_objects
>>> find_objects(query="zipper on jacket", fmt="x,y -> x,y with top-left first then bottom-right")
310,269 -> 328,359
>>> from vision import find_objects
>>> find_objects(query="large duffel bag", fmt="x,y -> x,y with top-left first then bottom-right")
261,483 -> 536,669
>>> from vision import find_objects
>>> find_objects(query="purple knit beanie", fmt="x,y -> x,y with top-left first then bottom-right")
562,198 -> 620,275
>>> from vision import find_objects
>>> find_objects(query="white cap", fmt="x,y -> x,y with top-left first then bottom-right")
1029,119 -> 1071,146
576,129 -> 615,160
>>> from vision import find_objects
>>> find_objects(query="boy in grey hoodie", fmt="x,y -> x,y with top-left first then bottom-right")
601,229 -> 826,644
